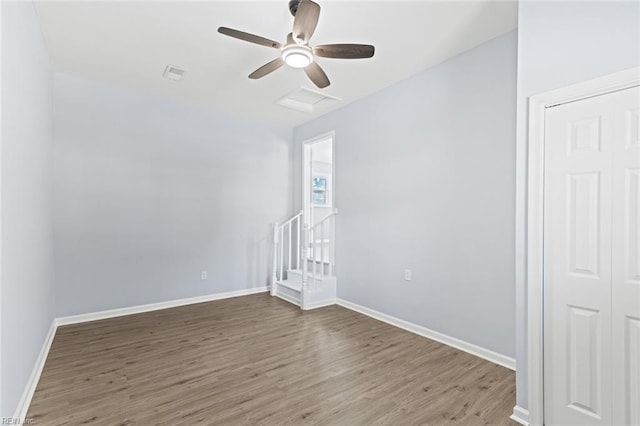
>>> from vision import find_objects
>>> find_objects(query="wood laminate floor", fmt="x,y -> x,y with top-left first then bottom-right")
27,293 -> 516,425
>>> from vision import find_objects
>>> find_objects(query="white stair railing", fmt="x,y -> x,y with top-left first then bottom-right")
308,212 -> 335,284
271,210 -> 336,298
271,210 -> 303,295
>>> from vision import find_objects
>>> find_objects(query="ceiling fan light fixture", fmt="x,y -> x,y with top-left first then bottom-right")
281,45 -> 313,68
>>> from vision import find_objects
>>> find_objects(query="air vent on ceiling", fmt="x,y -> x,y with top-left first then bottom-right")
276,87 -> 341,113
163,65 -> 186,81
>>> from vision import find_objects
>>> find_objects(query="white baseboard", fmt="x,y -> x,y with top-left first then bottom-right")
273,292 -> 335,311
13,320 -> 57,422
336,298 -> 516,371
510,405 -> 530,426
56,286 -> 268,326
13,287 -> 268,419
304,298 -> 336,310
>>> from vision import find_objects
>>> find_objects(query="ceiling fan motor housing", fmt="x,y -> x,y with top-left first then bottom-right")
288,0 -> 301,16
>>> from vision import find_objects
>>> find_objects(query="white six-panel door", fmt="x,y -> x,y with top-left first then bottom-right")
544,85 -> 639,425
611,87 -> 640,426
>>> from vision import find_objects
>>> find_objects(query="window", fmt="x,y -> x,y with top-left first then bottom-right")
312,174 -> 330,206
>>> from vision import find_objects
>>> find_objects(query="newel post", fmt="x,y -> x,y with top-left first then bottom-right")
271,222 -> 279,296
301,222 -> 310,310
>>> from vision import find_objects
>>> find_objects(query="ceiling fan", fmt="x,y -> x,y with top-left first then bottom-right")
217,0 -> 375,89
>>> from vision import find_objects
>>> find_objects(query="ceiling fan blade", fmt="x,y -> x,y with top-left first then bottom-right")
314,44 -> 375,59
249,58 -> 285,79
293,0 -> 320,44
218,27 -> 282,49
304,62 -> 330,88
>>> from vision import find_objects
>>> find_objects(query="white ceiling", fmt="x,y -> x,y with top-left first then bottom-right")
34,1 -> 517,128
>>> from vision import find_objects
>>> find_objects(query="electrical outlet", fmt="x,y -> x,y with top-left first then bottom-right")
404,269 -> 412,281
200,271 -> 208,280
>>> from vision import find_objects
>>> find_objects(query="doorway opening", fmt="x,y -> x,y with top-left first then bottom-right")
302,132 -> 335,263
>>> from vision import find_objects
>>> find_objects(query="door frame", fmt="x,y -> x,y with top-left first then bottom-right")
302,130 -> 336,228
526,66 -> 640,425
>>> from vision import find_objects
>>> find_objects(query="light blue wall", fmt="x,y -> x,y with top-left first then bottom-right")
1,1 -> 55,416
294,31 -> 517,358
515,1 -> 640,409
53,74 -> 292,316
